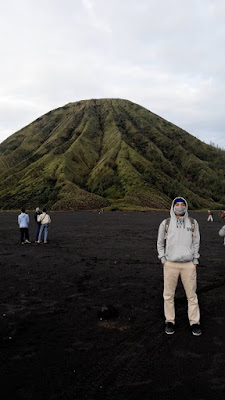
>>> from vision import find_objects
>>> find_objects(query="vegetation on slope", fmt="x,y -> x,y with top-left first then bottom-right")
0,98 -> 225,210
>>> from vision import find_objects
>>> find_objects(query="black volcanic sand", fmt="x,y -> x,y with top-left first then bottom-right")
0,211 -> 225,400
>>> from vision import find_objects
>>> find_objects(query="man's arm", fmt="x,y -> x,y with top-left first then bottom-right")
193,220 -> 200,265
219,225 -> 225,237
157,221 -> 166,264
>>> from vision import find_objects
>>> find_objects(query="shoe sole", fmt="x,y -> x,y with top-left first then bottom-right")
165,330 -> 175,335
192,332 -> 202,336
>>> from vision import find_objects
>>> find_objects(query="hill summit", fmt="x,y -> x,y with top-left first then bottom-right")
0,98 -> 225,210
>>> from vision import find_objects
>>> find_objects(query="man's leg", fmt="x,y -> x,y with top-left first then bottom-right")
163,261 -> 180,324
38,225 -> 44,242
180,262 -> 200,325
36,225 -> 40,241
20,228 -> 24,243
24,228 -> 29,241
44,225 -> 48,242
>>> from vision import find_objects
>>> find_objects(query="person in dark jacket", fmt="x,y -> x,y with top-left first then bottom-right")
207,210 -> 213,222
34,207 -> 42,242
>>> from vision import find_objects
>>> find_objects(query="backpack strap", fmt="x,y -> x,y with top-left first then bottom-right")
164,217 -> 196,239
164,218 -> 171,239
40,213 -> 46,222
189,217 -> 196,236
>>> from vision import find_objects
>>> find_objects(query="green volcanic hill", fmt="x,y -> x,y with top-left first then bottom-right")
0,98 -> 225,210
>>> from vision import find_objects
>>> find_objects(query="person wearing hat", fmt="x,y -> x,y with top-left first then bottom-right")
157,197 -> 202,336
34,207 -> 42,242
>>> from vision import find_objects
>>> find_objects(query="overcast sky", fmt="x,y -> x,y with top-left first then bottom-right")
1,0 -> 225,148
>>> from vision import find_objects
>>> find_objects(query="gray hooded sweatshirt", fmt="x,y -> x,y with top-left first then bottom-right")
157,197 -> 200,265
219,225 -> 225,238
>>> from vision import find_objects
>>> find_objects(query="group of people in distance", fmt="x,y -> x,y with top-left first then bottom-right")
207,209 -> 225,222
18,207 -> 51,244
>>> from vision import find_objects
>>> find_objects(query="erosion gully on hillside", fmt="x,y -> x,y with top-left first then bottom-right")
0,211 -> 225,400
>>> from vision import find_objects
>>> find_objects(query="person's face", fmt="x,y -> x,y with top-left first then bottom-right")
174,202 -> 186,208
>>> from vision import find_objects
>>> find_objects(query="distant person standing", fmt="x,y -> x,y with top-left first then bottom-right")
34,207 -> 42,242
218,211 -> 225,223
18,208 -> 31,244
157,197 -> 202,336
207,210 -> 213,222
37,208 -> 51,244
219,225 -> 225,246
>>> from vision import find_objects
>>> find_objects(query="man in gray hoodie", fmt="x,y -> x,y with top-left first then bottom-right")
157,197 -> 202,336
219,225 -> 225,245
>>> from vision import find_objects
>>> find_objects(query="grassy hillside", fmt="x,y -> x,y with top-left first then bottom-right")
0,98 -> 225,210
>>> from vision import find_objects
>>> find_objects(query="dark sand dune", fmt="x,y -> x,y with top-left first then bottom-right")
0,211 -> 225,399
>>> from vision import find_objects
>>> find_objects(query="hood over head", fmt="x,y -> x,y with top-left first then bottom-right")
170,197 -> 188,220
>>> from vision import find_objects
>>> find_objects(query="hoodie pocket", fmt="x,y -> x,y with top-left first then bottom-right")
166,245 -> 193,262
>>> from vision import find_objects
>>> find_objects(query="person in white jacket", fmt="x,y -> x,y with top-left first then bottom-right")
37,208 -> 51,244
219,225 -> 225,245
157,197 -> 202,336
18,208 -> 31,244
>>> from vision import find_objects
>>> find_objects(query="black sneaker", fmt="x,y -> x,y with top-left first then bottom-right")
191,324 -> 202,336
165,322 -> 175,335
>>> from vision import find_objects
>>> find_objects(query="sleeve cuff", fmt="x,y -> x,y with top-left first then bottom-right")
193,258 -> 199,265
161,257 -> 166,264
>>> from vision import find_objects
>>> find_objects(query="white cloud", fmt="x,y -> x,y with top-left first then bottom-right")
0,0 -> 225,149
81,0 -> 112,33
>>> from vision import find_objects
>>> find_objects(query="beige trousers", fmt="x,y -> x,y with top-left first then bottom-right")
163,261 -> 200,325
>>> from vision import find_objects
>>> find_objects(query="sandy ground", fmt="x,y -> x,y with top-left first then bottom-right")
0,210 -> 225,400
